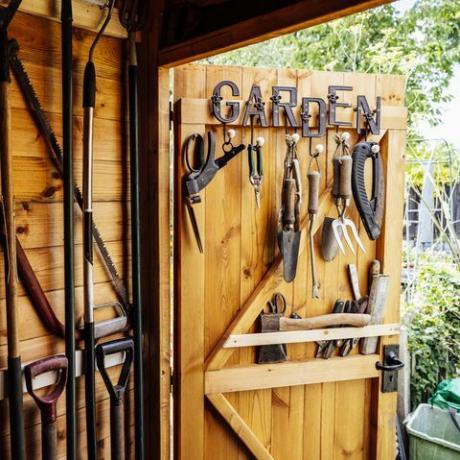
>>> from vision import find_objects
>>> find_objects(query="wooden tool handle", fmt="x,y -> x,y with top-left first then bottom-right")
308,171 -> 320,214
332,157 -> 341,198
282,178 -> 296,227
280,313 -> 371,331
339,156 -> 353,198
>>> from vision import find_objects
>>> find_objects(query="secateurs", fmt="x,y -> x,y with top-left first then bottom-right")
278,133 -> 302,282
184,130 -> 245,252
328,132 -> 365,257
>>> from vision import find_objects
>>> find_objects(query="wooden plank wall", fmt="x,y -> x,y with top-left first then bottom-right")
0,12 -> 134,459
174,64 -> 406,459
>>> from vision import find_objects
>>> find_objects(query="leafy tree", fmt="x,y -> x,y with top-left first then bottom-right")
204,0 -> 460,135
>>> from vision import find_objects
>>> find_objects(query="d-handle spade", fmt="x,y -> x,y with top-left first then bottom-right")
24,355 -> 68,460
96,338 -> 134,460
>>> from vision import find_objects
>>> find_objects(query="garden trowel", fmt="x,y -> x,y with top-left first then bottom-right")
278,134 -> 302,282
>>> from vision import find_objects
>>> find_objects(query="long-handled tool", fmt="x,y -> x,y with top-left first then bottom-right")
118,3 -> 148,455
316,299 -> 345,359
0,2 -> 25,459
306,142 -> 324,298
9,40 -> 129,337
278,133 -> 302,282
96,338 -> 134,460
83,3 -> 115,458
24,355 -> 68,460
61,2 -> 77,458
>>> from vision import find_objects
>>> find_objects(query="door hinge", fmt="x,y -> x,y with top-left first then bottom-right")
169,101 -> 174,130
170,368 -> 174,392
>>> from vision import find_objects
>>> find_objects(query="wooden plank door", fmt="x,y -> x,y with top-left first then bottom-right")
174,65 -> 406,460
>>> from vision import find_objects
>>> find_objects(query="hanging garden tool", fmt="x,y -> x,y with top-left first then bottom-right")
60,1 -> 77,457
24,355 -> 68,460
246,113 -> 264,208
0,2 -> 25,459
83,2 -> 116,458
352,141 -> 385,240
321,132 -> 365,260
183,129 -> 245,252
306,141 -> 324,298
9,39 -> 129,338
119,1 -> 149,457
278,133 -> 302,282
96,338 -> 134,460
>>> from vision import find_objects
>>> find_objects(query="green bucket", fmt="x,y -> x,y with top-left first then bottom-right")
405,404 -> 460,460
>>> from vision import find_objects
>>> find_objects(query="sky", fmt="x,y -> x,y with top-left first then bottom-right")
395,0 -> 460,151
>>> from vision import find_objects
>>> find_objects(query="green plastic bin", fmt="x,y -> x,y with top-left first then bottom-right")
405,404 -> 460,460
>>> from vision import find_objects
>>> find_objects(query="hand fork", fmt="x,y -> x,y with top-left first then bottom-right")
332,155 -> 366,255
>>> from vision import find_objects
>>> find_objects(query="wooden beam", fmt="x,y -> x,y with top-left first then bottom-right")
206,393 -> 274,460
223,323 -> 401,348
1,0 -> 127,38
138,0 -> 170,458
159,0 -> 394,66
205,355 -> 381,394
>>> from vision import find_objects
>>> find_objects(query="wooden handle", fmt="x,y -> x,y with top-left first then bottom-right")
332,157 -> 341,198
282,178 -> 296,227
308,171 -> 320,214
280,313 -> 371,331
339,156 -> 353,198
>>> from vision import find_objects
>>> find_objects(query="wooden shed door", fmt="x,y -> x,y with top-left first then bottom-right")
173,64 -> 406,460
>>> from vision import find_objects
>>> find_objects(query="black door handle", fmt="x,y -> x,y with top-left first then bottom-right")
376,351 -> 404,372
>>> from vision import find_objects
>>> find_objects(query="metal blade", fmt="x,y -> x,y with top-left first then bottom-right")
278,230 -> 301,283
186,203 -> 203,253
341,225 -> 356,255
344,218 -> 366,253
331,220 -> 346,255
8,42 -> 129,312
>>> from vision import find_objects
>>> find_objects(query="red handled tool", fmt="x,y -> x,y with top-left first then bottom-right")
24,355 -> 68,460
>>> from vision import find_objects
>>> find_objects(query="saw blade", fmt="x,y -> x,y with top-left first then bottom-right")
9,39 -> 129,313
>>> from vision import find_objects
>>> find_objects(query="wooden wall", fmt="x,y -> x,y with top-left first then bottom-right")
0,11 -> 134,459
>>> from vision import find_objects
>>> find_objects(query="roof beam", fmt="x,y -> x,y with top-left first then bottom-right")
159,0 -> 393,67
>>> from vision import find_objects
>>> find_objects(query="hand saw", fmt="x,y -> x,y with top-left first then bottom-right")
8,39 -> 129,314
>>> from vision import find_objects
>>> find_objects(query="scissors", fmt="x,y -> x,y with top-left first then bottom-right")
183,130 -> 245,252
266,292 -> 287,315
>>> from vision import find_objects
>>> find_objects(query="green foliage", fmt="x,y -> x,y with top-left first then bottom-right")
203,0 -> 460,134
403,253 -> 460,409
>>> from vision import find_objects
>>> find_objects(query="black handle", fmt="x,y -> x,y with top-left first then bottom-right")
376,351 -> 404,372
96,337 -> 134,403
83,61 -> 96,108
351,142 -> 382,240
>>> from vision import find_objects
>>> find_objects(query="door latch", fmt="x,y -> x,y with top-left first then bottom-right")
376,344 -> 404,393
